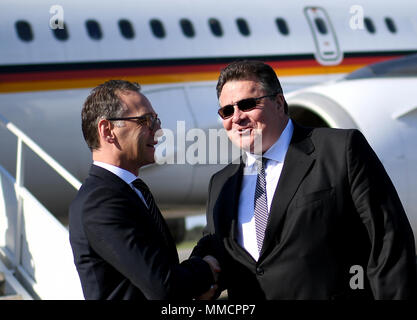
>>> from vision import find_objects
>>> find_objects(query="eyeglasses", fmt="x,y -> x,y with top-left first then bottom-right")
217,94 -> 277,119
107,113 -> 161,131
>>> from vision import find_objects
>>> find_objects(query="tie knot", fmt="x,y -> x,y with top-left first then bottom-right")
256,157 -> 268,172
132,178 -> 150,193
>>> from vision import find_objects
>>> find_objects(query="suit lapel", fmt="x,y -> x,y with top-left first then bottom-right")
260,123 -> 316,258
213,161 -> 244,239
89,165 -> 178,262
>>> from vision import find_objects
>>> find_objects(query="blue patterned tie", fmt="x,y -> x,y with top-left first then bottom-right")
254,157 -> 268,253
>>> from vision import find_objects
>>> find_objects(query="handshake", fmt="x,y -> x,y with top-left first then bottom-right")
196,255 -> 221,300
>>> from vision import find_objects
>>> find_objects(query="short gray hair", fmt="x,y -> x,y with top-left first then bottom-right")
81,80 -> 141,151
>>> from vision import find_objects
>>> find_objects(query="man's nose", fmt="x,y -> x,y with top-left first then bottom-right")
231,105 -> 243,123
155,120 -> 161,131
154,124 -> 163,139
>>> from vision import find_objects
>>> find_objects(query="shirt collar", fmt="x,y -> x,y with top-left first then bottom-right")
93,161 -> 137,184
245,119 -> 294,167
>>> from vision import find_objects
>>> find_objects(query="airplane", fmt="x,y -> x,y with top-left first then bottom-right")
0,0 -> 416,299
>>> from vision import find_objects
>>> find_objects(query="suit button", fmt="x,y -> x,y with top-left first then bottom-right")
256,267 -> 264,275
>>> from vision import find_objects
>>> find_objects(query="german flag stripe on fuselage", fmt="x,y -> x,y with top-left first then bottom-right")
0,51 -> 415,93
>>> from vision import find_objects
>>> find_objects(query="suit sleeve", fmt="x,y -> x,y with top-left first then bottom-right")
82,187 -> 213,300
190,174 -> 228,298
347,129 -> 417,299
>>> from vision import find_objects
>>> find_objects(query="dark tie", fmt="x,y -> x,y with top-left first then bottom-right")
254,157 -> 269,253
131,178 -> 176,253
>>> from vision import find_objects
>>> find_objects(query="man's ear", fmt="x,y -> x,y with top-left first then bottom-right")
275,94 -> 285,110
98,119 -> 115,144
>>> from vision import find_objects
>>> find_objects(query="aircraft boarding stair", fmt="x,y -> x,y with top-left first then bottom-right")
0,113 -> 83,299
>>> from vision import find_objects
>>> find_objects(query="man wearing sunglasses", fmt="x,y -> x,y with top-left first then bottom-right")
192,60 -> 417,299
69,80 -> 219,300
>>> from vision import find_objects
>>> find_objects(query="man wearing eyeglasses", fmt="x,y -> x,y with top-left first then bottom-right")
192,60 -> 417,299
69,80 -> 219,300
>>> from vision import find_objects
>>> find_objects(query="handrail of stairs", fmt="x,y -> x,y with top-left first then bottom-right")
0,113 -> 81,191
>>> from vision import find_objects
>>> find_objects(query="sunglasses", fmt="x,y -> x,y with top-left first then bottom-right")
107,113 -> 161,131
217,94 -> 277,119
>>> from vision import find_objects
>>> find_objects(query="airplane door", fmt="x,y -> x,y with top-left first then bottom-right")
304,7 -> 343,65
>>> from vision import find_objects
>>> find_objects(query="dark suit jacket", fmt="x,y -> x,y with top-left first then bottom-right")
69,164 -> 213,300
192,122 -> 417,300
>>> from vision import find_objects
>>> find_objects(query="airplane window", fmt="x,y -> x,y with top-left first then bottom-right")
208,18 -> 223,37
52,23 -> 69,41
385,17 -> 397,33
364,17 -> 376,34
275,18 -> 289,35
180,19 -> 195,38
119,19 -> 135,39
86,20 -> 102,40
236,18 -> 250,36
150,19 -> 166,38
314,18 -> 328,35
15,20 -> 34,42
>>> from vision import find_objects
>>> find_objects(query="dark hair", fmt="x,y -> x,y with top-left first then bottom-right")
216,60 -> 288,114
81,80 -> 141,151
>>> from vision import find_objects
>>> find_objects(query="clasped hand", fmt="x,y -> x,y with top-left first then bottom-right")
196,255 -> 221,300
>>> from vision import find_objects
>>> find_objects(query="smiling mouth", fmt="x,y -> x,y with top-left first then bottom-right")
237,128 -> 252,135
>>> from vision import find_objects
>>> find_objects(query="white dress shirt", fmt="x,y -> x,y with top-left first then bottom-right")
236,119 -> 294,261
93,161 -> 148,208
